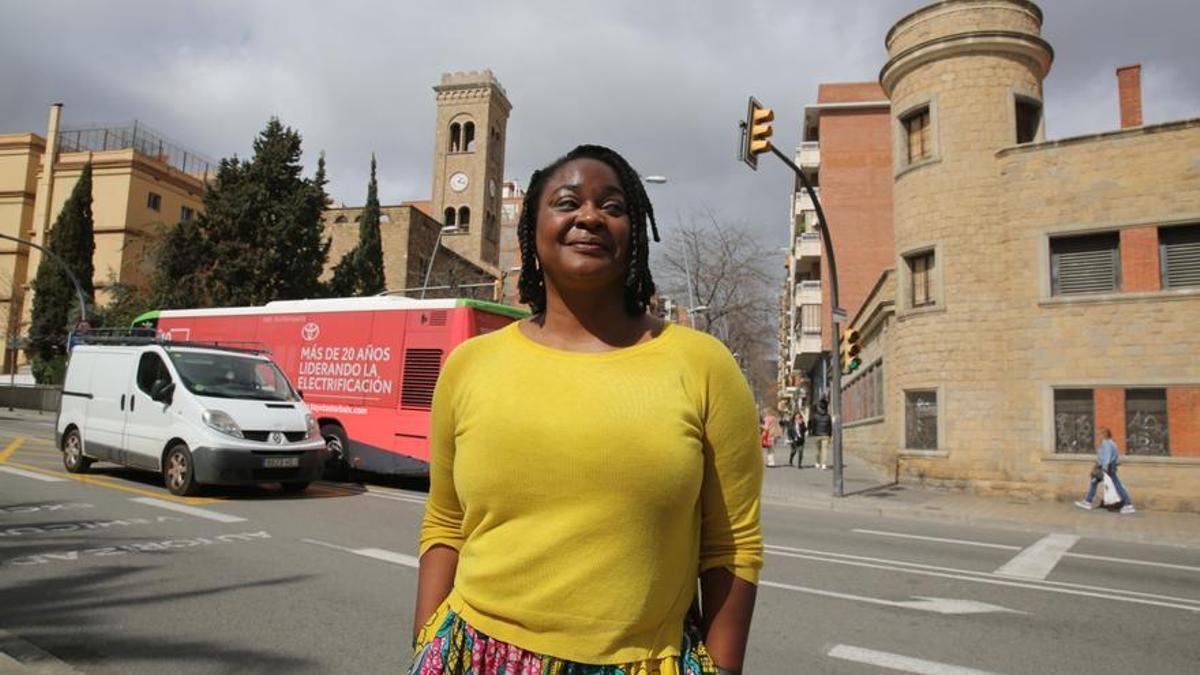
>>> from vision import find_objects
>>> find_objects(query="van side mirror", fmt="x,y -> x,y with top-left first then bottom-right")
152,381 -> 175,404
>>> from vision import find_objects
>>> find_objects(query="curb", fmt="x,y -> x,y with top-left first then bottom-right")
761,490 -> 1200,550
0,631 -> 79,674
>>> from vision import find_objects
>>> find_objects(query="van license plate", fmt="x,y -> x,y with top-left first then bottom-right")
263,457 -> 299,468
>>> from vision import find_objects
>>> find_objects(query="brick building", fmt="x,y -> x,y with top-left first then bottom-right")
779,84 -> 894,413
793,0 -> 1200,511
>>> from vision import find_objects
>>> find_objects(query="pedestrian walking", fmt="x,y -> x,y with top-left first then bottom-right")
786,411 -> 806,468
762,408 -> 780,467
1075,427 -> 1135,514
412,145 -> 763,675
808,398 -> 833,469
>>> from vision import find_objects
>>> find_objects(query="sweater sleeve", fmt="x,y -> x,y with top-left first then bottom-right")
419,352 -> 466,555
697,345 -> 764,585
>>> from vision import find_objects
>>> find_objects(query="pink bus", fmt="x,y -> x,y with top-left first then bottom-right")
136,297 -> 523,476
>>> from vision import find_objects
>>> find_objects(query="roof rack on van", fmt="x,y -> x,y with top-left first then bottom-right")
73,329 -> 271,355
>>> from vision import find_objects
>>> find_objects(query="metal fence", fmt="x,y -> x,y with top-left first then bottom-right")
0,385 -> 61,414
57,121 -> 215,180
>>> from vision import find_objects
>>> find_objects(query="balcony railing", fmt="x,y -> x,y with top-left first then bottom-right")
795,279 -> 821,306
794,187 -> 819,215
797,141 -> 820,169
795,232 -> 821,260
57,121 -> 215,180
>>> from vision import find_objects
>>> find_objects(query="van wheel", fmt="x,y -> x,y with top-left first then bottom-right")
280,481 -> 310,494
164,444 -> 201,497
321,424 -> 351,481
62,430 -> 92,474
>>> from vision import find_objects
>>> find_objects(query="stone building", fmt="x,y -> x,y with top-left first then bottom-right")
796,0 -> 1200,511
0,104 -> 209,372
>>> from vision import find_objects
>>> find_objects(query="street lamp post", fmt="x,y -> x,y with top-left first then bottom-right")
642,176 -> 702,328
420,225 -> 462,299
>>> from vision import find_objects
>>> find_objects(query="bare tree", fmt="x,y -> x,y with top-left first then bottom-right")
653,211 -> 778,402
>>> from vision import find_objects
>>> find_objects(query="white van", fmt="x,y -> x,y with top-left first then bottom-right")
56,341 -> 327,496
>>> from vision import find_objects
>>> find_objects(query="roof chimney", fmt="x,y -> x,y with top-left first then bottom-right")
1116,64 -> 1142,128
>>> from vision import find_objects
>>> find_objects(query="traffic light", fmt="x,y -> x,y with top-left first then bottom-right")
840,328 -> 862,374
741,97 -> 774,170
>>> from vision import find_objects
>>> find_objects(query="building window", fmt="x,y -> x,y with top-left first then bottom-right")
843,361 -> 884,424
463,122 -> 476,152
904,390 -> 938,450
147,191 -> 162,211
1053,389 -> 1094,454
906,250 -> 935,308
1015,98 -> 1041,144
443,207 -> 456,228
903,107 -> 932,164
334,215 -> 348,224
458,206 -> 470,229
800,304 -> 821,334
1160,224 -> 1200,289
1050,233 -> 1120,295
449,123 -> 461,152
180,205 -> 194,222
1126,388 -> 1169,456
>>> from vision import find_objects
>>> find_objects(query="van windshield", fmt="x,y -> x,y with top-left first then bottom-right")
166,350 -> 298,402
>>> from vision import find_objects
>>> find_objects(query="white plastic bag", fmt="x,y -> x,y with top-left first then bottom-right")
1101,473 -> 1121,506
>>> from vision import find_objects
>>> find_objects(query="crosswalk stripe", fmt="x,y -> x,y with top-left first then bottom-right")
828,645 -> 1000,675
302,538 -> 419,568
994,533 -> 1079,580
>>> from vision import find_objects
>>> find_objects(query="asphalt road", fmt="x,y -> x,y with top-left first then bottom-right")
2,413 -> 1198,674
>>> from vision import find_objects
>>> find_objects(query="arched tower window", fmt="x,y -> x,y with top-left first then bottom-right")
463,122 -> 476,152
458,206 -> 471,228
444,207 -> 456,227
449,123 -> 461,152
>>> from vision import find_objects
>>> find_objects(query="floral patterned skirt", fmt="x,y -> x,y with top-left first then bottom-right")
409,599 -> 718,675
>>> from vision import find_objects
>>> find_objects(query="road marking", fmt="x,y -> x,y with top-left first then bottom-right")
853,528 -> 1200,573
128,497 -> 246,523
302,538 -> 419,568
828,645 -> 1001,675
0,465 -> 68,482
1065,552 -> 1200,574
0,437 -> 24,462
761,580 -> 1023,615
994,533 -> 1079,579
1,460 -> 218,505
853,528 -> 1022,551
765,544 -> 1200,613
312,481 -> 428,505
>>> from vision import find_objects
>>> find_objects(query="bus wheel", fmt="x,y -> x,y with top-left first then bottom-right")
164,443 -> 201,497
321,424 -> 350,481
62,429 -> 92,474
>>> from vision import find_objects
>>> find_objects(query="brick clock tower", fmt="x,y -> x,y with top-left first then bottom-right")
431,70 -> 512,270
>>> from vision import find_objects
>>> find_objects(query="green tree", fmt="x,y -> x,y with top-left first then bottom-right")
99,279 -> 153,329
151,118 -> 330,308
329,154 -> 386,296
28,162 -> 95,383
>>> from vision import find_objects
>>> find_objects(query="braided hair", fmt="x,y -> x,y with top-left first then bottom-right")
517,144 -> 660,316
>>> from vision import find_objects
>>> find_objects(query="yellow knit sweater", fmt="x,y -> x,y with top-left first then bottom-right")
419,321 -> 763,664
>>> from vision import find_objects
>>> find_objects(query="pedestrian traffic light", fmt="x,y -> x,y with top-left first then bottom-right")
840,328 -> 862,374
741,97 -> 774,170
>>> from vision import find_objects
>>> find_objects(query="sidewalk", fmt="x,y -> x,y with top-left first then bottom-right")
761,446 -> 1200,550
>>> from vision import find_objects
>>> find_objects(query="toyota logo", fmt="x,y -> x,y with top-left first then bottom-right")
301,322 -> 320,341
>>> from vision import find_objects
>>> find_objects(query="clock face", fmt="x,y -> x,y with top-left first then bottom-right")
449,172 -> 469,193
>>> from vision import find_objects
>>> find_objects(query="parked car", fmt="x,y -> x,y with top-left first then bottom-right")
56,338 -> 326,496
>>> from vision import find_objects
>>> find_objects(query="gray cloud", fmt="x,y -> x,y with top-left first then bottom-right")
2,0 -> 1196,249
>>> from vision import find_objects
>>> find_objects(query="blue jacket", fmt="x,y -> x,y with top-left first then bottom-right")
1098,439 -> 1120,469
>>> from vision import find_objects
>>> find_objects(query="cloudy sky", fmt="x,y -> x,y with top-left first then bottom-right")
3,0 -> 1197,247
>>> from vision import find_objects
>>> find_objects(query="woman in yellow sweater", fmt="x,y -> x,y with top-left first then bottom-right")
412,145 -> 763,675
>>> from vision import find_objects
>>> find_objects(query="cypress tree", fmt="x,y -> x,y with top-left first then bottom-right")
357,155 -> 386,295
28,162 -> 95,383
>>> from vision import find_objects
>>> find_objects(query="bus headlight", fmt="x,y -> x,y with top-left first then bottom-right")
202,409 -> 244,439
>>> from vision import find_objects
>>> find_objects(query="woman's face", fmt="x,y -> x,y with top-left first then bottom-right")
535,158 -> 632,295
